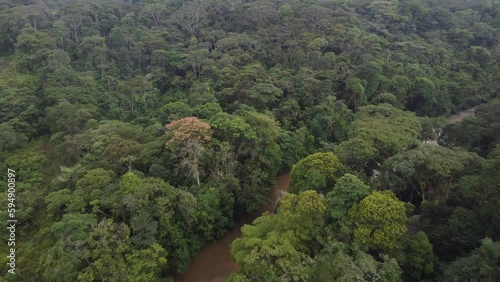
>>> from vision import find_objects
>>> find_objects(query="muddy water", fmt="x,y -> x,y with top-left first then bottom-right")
174,108 -> 478,282
174,173 -> 290,282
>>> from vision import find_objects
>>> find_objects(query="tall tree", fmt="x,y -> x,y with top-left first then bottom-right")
165,117 -> 213,186
335,104 -> 421,175
288,152 -> 344,195
381,144 -> 482,203
326,173 -> 371,223
349,191 -> 408,252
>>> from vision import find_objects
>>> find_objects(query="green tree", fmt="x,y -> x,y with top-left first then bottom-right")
440,98 -> 500,157
142,3 -> 170,27
0,140 -> 47,224
121,171 -> 142,194
276,190 -> 327,252
248,82 -> 283,111
45,189 -> 72,219
445,145 -> 500,252
312,240 -> 403,282
381,145 -> 482,203
159,101 -> 193,124
288,152 -> 344,195
326,174 -> 371,223
336,104 -> 421,175
14,25 -> 56,72
442,238 -> 500,282
171,0 -> 208,36
345,77 -> 366,113
78,219 -> 167,281
277,128 -> 315,169
232,110 -> 282,213
230,217 -> 313,282
125,243 -> 168,282
308,97 -> 354,145
45,102 -> 97,135
0,122 -> 28,151
349,191 -> 408,252
230,191 -> 329,282
209,112 -> 257,158
398,232 -> 435,281
43,214 -> 96,282
77,168 -> 115,192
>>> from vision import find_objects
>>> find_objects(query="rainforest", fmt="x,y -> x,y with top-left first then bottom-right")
0,0 -> 499,281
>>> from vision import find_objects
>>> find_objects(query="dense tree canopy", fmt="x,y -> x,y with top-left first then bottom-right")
288,152 -> 344,195
381,144 -> 482,203
230,190 -> 327,281
349,190 -> 409,252
326,173 -> 371,223
0,0 -> 499,280
335,104 -> 422,175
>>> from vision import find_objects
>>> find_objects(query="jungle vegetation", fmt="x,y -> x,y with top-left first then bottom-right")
0,0 -> 499,281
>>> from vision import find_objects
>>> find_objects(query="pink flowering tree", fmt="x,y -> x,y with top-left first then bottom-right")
165,117 -> 212,186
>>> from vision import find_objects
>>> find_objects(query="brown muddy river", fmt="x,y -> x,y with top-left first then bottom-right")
174,173 -> 290,282
174,107 -> 478,282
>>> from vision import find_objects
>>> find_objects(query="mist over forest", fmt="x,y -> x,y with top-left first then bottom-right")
0,0 -> 499,281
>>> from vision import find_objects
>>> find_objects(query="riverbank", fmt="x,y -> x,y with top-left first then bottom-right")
174,173 -> 290,282
174,107 -> 480,282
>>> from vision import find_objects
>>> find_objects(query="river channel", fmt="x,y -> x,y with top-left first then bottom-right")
174,173 -> 290,282
174,106 -> 478,282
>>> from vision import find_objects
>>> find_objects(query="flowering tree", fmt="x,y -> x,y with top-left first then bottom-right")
165,117 -> 212,185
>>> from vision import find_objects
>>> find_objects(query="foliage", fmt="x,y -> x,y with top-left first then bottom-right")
335,104 -> 422,175
398,232 -> 435,281
442,238 -> 500,282
326,173 -> 371,223
275,190 -> 327,252
288,152 -> 343,195
0,0 -> 499,280
230,190 -> 327,281
381,144 -> 482,203
312,241 -> 403,282
349,191 -> 408,252
440,98 -> 500,157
